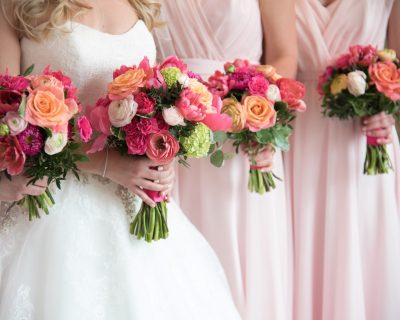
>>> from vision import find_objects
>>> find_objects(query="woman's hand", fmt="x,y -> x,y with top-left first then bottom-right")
0,175 -> 47,202
105,150 -> 175,207
362,112 -> 396,145
251,145 -> 275,172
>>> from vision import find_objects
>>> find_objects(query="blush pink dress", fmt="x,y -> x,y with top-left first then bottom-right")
286,1 -> 400,319
154,1 -> 293,319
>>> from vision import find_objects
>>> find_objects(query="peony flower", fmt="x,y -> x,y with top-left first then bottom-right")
160,67 -> 181,88
136,118 -> 160,135
243,95 -> 276,132
159,56 -> 188,73
0,90 -> 23,115
277,78 -> 306,101
248,75 -> 269,96
330,74 -> 348,95
207,71 -> 229,97
134,92 -> 155,115
77,115 -> 93,142
317,66 -> 334,95
4,111 -> 28,135
347,71 -> 367,97
0,123 -> 10,136
30,75 -> 64,91
146,131 -> 180,164
162,106 -> 186,126
108,95 -> 138,128
25,86 -> 73,131
0,135 -> 26,175
266,84 -> 282,102
378,49 -> 397,62
221,98 -> 247,132
126,133 -> 148,155
176,88 -> 207,121
108,68 -> 147,100
179,123 -> 211,158
17,125 -> 44,156
287,99 -> 307,112
188,79 -> 214,113
369,61 -> 400,101
44,131 -> 68,155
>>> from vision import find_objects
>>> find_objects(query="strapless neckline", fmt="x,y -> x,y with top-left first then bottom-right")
69,19 -> 144,38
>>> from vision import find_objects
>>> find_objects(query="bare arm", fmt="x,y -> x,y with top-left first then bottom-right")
388,0 -> 400,53
259,0 -> 298,78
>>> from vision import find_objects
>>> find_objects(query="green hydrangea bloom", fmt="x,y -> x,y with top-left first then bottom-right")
180,123 -> 211,158
0,124 -> 10,136
160,67 -> 181,88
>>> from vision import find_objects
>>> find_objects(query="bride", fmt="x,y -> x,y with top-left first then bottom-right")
0,0 -> 240,319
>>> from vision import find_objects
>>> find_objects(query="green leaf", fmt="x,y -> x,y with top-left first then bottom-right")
207,143 -> 216,155
210,150 -> 224,168
223,152 -> 235,161
255,129 -> 273,144
22,64 -> 35,77
18,95 -> 27,117
212,131 -> 228,143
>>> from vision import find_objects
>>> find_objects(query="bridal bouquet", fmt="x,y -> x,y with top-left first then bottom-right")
318,45 -> 400,175
0,66 -> 90,219
207,59 -> 306,194
87,56 -> 230,242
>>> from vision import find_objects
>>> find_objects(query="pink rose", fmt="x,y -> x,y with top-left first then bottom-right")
335,53 -> 351,69
207,71 -> 229,97
348,45 -> 378,66
77,116 -> 93,142
0,136 -> 26,176
277,78 -> 306,103
248,75 -> 269,96
135,92 -> 156,115
176,88 -> 207,121
136,118 -> 160,135
369,61 -> 400,101
0,90 -> 22,115
43,66 -> 78,101
146,131 -> 180,164
159,56 -> 188,73
30,75 -> 64,91
126,133 -> 148,155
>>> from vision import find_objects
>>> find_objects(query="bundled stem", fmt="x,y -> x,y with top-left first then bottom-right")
364,144 -> 392,175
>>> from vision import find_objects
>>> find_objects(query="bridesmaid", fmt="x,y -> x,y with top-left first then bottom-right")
287,0 -> 400,319
154,1 -> 297,319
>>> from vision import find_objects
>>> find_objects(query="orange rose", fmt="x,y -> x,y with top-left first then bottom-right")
25,86 -> 72,130
108,69 -> 146,100
243,95 -> 276,132
256,65 -> 282,81
221,98 -> 247,132
369,61 -> 400,101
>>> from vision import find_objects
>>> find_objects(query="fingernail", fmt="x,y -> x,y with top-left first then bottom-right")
377,139 -> 382,144
362,127 -> 367,131
151,202 -> 156,208
363,120 -> 368,125
158,166 -> 164,171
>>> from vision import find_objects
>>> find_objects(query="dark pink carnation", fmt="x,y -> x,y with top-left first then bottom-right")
77,116 -> 93,142
155,112 -> 170,131
135,92 -> 156,115
188,71 -> 203,81
228,71 -> 252,90
136,118 -> 159,135
17,125 -> 44,156
207,71 -> 229,97
248,75 -> 269,96
126,134 -> 148,155
0,74 -> 30,92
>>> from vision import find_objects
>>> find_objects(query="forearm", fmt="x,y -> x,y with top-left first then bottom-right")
267,55 -> 298,78
76,144 -> 108,176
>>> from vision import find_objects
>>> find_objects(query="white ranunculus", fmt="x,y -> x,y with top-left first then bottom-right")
108,95 -> 138,128
4,111 -> 28,135
162,106 -> 186,126
178,74 -> 190,88
266,84 -> 282,102
44,132 -> 68,155
347,71 -> 367,97
378,49 -> 397,62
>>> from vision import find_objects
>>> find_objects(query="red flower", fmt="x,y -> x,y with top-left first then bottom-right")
0,90 -> 23,115
0,136 -> 26,176
135,92 -> 156,115
126,134 -> 148,155
146,131 -> 179,164
277,78 -> 305,101
136,118 -> 160,135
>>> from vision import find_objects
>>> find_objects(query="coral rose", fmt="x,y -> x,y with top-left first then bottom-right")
221,98 -> 247,132
108,68 -> 146,100
146,131 -> 180,164
369,61 -> 400,101
243,95 -> 276,132
176,88 -> 207,121
25,86 -> 73,130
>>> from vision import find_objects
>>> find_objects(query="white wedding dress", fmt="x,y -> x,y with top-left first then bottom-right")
0,20 -> 240,320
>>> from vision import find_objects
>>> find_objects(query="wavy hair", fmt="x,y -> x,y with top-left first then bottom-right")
1,0 -> 161,40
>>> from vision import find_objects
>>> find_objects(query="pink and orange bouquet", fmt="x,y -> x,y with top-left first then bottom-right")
86,56 -> 230,242
207,59 -> 306,194
318,45 -> 400,175
0,66 -> 89,219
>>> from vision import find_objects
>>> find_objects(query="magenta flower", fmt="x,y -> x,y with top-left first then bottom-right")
135,92 -> 156,115
0,74 -> 30,92
228,71 -> 252,90
17,125 -> 44,156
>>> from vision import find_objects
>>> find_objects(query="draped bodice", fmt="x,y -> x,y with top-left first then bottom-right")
296,0 -> 394,78
21,20 -> 156,108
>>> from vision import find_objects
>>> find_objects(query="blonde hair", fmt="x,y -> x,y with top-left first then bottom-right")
1,0 -> 161,40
